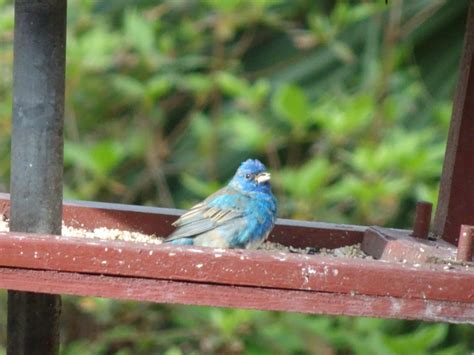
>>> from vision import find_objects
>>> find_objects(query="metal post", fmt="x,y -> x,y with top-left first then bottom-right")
8,1 -> 67,354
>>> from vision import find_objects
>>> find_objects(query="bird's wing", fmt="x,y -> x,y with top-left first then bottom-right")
165,187 -> 247,242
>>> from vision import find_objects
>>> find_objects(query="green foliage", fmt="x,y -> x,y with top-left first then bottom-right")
273,83 -> 312,129
54,299 -> 474,354
0,0 -> 473,354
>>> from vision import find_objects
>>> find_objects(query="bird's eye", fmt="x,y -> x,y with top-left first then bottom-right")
245,173 -> 252,180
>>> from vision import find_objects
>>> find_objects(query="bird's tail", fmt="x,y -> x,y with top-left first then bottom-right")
164,237 -> 194,246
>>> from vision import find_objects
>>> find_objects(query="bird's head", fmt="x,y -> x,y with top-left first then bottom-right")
229,159 -> 272,194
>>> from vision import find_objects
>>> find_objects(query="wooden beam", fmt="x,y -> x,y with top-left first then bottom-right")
0,268 -> 472,324
434,0 -> 474,244
0,192 -> 367,249
0,230 -> 472,304
362,227 -> 456,263
1,193 -> 473,324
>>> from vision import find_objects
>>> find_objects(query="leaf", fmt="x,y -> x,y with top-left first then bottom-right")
164,347 -> 183,355
312,94 -> 374,141
179,73 -> 214,95
111,74 -> 146,101
69,25 -> 120,71
279,158 -> 334,198
64,142 -> 97,174
330,40 -> 356,64
272,83 -> 311,127
224,113 -> 268,151
250,79 -> 270,103
215,71 -> 249,97
382,324 -> 449,354
64,140 -> 125,176
146,75 -> 174,100
205,0 -> 245,12
90,141 -> 126,175
181,173 -> 220,199
123,9 -> 155,56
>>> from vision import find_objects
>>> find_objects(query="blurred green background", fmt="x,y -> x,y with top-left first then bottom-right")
0,0 -> 473,353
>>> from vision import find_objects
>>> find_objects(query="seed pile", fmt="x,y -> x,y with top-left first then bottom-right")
0,214 -> 163,245
260,241 -> 371,258
61,224 -> 163,244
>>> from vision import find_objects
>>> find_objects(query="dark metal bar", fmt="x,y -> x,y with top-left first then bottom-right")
457,225 -> 474,261
433,0 -> 474,244
8,1 -> 67,354
412,201 -> 432,239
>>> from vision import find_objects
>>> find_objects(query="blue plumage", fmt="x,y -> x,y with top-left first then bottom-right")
165,159 -> 277,249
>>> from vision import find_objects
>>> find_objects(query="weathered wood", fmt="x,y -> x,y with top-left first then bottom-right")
0,192 -> 367,249
434,0 -> 474,244
0,268 -> 472,324
0,230 -> 472,304
457,225 -> 474,261
0,197 -> 473,323
412,201 -> 432,240
362,227 -> 457,263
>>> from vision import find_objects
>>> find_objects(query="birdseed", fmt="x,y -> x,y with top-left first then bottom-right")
259,241 -> 372,259
0,214 -> 163,244
0,214 -> 368,258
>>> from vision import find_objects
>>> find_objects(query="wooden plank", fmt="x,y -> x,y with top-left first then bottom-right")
362,227 -> 457,263
0,267 -> 472,324
1,193 -> 472,322
0,230 -> 472,303
0,193 -> 366,249
434,0 -> 474,244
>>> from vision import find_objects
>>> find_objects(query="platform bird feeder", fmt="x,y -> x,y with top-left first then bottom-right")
2,0 -> 474,353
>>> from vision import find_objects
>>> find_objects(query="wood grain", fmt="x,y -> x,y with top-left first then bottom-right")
0,193 -> 472,323
0,230 -> 472,303
0,192 -> 366,249
0,267 -> 472,324
433,0 -> 474,244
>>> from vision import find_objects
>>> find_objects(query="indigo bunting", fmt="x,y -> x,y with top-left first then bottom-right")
165,159 -> 277,249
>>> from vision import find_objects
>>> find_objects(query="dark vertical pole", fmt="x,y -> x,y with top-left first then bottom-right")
433,0 -> 474,245
457,225 -> 474,261
8,1 -> 67,354
412,201 -> 432,240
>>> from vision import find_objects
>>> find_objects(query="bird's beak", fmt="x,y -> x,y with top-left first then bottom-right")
256,172 -> 271,184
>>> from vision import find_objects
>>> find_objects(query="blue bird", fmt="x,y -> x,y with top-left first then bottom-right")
165,159 -> 277,249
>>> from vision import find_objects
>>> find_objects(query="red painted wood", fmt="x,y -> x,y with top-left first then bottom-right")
0,230 -> 472,303
412,201 -> 432,240
0,193 -> 365,249
362,227 -> 456,263
457,225 -> 474,261
434,0 -> 474,244
0,267 -> 472,323
1,193 -> 473,322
